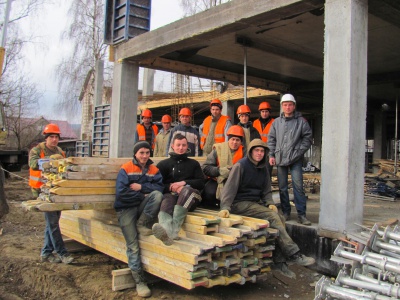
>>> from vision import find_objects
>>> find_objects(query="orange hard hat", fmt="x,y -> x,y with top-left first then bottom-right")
227,125 -> 244,137
43,123 -> 61,135
210,98 -> 222,109
179,107 -> 192,116
161,114 -> 172,123
259,101 -> 272,111
237,105 -> 251,115
141,109 -> 152,118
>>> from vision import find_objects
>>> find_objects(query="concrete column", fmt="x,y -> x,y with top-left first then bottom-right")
223,100 -> 235,122
311,114 -> 322,169
109,61 -> 139,158
94,60 -> 104,106
319,0 -> 368,237
142,68 -> 155,96
373,111 -> 387,161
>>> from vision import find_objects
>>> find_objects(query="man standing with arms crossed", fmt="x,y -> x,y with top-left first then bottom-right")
135,109 -> 159,156
268,94 -> 313,225
154,114 -> 172,157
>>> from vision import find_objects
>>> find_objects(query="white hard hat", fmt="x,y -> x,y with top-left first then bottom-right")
281,94 -> 296,104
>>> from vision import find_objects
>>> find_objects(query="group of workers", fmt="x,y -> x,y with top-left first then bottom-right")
28,93 -> 313,298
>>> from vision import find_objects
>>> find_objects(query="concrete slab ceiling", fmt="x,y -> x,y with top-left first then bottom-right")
114,0 -> 400,114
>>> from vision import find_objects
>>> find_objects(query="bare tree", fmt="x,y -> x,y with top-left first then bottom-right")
55,0 -> 110,119
179,0 -> 231,16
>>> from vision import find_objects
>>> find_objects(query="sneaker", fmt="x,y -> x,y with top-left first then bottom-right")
298,215 -> 312,226
40,254 -> 61,263
288,252 -> 315,266
283,213 -> 290,221
271,262 -> 296,279
60,254 -> 74,264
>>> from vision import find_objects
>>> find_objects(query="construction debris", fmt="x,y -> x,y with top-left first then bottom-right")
315,222 -> 400,299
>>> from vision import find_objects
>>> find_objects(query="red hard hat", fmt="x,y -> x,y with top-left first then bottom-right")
161,114 -> 172,123
259,102 -> 272,111
179,107 -> 192,116
210,99 -> 222,108
43,123 -> 61,135
141,109 -> 152,118
237,105 -> 251,115
227,125 -> 244,137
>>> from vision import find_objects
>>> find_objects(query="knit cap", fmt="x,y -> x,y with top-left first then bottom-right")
133,141 -> 151,156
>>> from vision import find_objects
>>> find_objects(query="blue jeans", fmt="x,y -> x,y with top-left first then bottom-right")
277,158 -> 307,216
41,211 -> 68,257
116,191 -> 163,272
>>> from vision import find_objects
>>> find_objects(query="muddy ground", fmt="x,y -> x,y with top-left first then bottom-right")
0,171 -> 320,300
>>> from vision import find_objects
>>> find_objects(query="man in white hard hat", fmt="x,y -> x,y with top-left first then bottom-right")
267,94 -> 313,226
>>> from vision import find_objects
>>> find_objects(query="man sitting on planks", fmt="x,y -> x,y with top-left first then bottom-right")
152,133 -> 205,246
114,141 -> 164,298
217,139 -> 315,279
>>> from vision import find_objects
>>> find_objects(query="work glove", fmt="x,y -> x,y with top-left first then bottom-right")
218,166 -> 231,179
50,154 -> 64,160
218,209 -> 230,218
267,204 -> 278,213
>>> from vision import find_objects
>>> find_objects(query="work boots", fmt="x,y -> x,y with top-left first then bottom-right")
152,211 -> 173,246
171,205 -> 188,240
136,213 -> 153,236
271,262 -> 296,279
131,270 -> 151,298
288,252 -> 315,266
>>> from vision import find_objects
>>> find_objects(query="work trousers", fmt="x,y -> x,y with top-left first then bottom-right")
201,179 -> 220,208
117,191 -> 163,272
160,186 -> 201,215
231,201 -> 299,263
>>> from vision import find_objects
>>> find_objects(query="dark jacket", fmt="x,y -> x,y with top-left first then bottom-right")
219,139 -> 273,211
267,111 -> 312,166
157,152 -> 205,193
114,158 -> 164,210
238,121 -> 261,153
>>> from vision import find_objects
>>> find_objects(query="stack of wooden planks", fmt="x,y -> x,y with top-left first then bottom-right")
59,208 -> 278,290
22,156 -> 206,211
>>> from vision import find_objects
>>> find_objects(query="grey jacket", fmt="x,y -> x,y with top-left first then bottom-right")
267,111 -> 312,166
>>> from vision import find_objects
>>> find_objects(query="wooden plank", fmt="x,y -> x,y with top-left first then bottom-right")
184,215 -> 220,226
141,249 -> 198,271
217,226 -> 243,238
195,208 -> 243,226
67,164 -> 122,172
51,180 -> 116,188
139,235 -> 204,255
66,157 -> 131,165
33,201 -> 114,211
62,171 -> 119,180
49,187 -> 116,195
112,269 -> 135,291
182,231 -> 225,247
46,194 -> 115,203
181,223 -> 218,235
210,232 -> 237,245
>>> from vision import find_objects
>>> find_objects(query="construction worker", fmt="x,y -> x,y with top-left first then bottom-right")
152,134 -> 204,246
218,139 -> 315,279
114,141 -> 164,298
134,109 -> 159,156
154,114 -> 172,157
268,94 -> 313,225
236,104 -> 260,153
199,99 -> 232,156
202,125 -> 245,207
253,101 -> 275,143
28,123 -> 74,264
167,107 -> 200,156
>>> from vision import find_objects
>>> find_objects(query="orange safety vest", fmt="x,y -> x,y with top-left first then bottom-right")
216,145 -> 244,167
29,145 -> 65,189
136,124 -> 159,149
200,115 -> 230,149
253,118 -> 274,143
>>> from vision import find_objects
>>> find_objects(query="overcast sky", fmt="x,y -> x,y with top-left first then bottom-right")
16,0 -> 184,123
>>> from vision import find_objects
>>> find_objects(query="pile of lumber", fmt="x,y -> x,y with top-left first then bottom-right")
59,208 -> 278,290
371,159 -> 400,177
22,156 -> 206,211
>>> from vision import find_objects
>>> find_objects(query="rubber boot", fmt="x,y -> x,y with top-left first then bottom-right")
171,205 -> 188,240
136,213 -> 153,236
152,211 -> 173,246
131,270 -> 151,298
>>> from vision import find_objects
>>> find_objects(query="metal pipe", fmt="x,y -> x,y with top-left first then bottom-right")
243,46 -> 247,105
375,240 -> 400,254
377,227 -> 400,243
394,94 -> 398,174
363,250 -> 400,265
363,265 -> 400,284
325,286 -> 371,300
0,0 -> 12,47
338,275 -> 400,298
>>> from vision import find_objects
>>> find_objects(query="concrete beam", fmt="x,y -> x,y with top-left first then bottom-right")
109,61 -> 139,158
319,0 -> 368,237
139,57 -> 290,93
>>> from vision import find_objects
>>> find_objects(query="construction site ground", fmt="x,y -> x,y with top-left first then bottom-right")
1,170 -> 398,300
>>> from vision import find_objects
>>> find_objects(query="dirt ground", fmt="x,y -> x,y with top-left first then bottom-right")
0,171 -> 320,300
